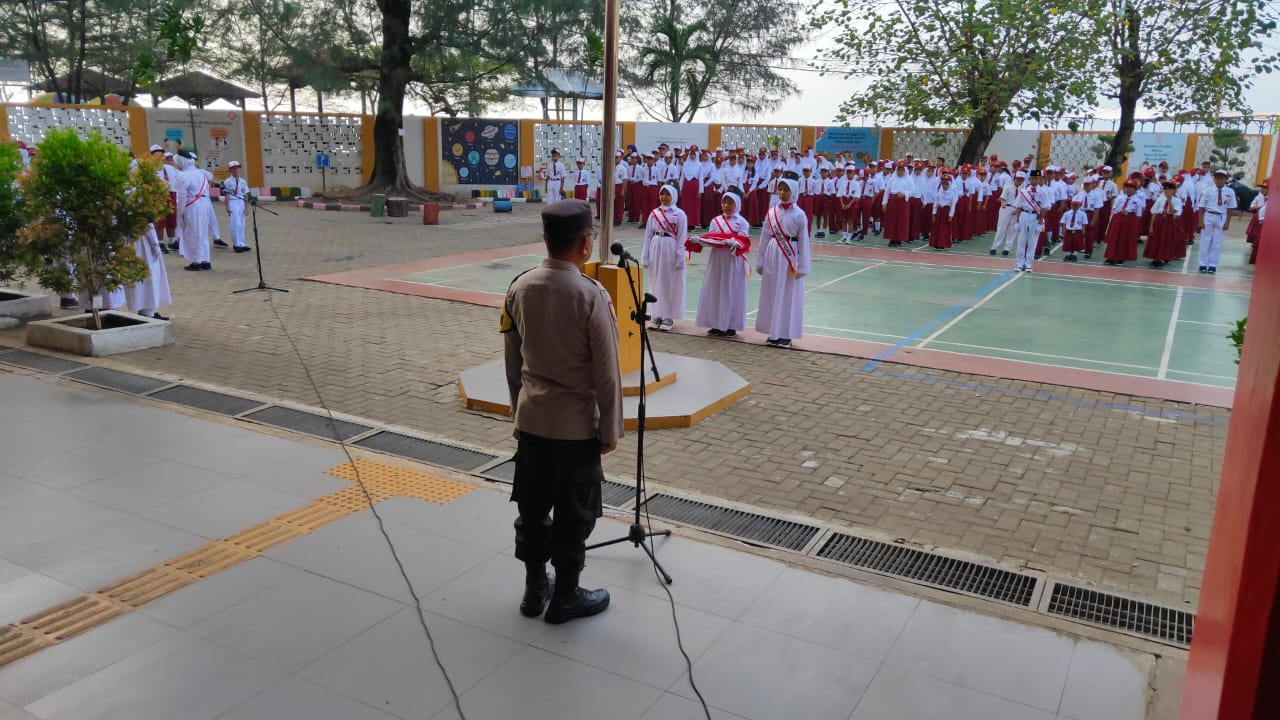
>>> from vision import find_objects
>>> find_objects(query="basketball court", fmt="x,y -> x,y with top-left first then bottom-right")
309,219 -> 1251,408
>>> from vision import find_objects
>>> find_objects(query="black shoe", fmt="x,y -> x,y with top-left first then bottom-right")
59,297 -> 80,309
184,262 -> 201,271
160,245 -> 170,254
1083,254 -> 1091,259
1209,267 -> 1217,274
1198,266 -> 1207,273
234,245 -> 252,253
1001,250 -> 1010,256
707,328 -> 724,336
989,249 -> 997,255
766,338 -> 780,346
150,312 -> 169,321
544,587 -> 610,624
213,239 -> 229,248
167,241 -> 179,250
521,574 -> 554,618
724,329 -> 736,338
200,262 -> 212,270
776,339 -> 792,349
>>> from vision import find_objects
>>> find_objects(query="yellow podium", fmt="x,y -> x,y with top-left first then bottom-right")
582,261 -> 642,376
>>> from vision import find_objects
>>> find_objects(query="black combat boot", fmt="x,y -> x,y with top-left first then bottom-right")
543,569 -> 610,624
520,563 -> 553,618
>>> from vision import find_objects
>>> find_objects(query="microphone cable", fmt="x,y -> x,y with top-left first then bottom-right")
263,293 -> 469,720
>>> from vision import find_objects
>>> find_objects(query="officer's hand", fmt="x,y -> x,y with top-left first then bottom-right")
600,441 -> 617,455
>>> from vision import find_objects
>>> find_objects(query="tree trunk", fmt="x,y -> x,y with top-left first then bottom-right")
958,113 -> 999,165
1106,5 -> 1144,172
366,0 -> 416,194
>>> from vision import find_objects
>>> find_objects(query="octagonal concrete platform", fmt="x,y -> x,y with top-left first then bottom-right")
459,352 -> 750,429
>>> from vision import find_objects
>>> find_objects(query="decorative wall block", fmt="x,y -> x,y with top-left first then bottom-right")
5,106 -> 131,150
720,125 -> 802,153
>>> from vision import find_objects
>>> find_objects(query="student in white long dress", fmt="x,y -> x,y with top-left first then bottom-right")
125,224 -> 172,320
175,151 -> 214,270
640,185 -> 688,331
691,192 -> 751,337
755,177 -> 811,348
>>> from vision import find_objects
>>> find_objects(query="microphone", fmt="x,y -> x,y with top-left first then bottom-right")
611,241 -> 638,265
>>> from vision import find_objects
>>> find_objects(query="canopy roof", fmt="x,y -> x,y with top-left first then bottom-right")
32,69 -> 133,99
512,68 -> 604,100
148,70 -> 260,108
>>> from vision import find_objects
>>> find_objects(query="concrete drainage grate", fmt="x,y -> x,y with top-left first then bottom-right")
601,481 -> 637,508
354,430 -> 498,472
147,385 -> 266,416
0,349 -> 87,373
1047,582 -> 1194,646
642,494 -> 820,551
817,533 -> 1037,607
65,367 -> 170,395
244,405 -> 372,441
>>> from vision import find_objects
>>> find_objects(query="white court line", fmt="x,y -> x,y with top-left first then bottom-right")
1163,368 -> 1238,381
924,340 -> 1158,370
1178,319 -> 1234,327
916,272 -> 1023,349
1182,250 -> 1192,274
804,324 -> 907,339
1157,286 -> 1185,380
806,261 -> 888,293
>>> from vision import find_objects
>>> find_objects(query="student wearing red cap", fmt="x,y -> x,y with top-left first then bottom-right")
930,171 -> 959,250
1104,179 -> 1144,266
1144,180 -> 1183,268
1059,198 -> 1088,262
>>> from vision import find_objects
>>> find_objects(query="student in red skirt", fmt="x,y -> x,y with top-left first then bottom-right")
1144,181 -> 1184,268
1104,179 -> 1144,266
820,165 -> 838,239
930,172 -> 959,250
837,165 -> 861,243
796,165 -> 818,235
881,162 -> 915,247
742,156 -> 761,227
1059,198 -> 1088,262
1247,178 -> 1268,264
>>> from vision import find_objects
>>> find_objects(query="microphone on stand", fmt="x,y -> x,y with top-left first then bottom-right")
610,241 -> 639,266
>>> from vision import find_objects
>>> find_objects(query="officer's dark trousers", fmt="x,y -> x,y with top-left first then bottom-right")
512,431 -> 604,572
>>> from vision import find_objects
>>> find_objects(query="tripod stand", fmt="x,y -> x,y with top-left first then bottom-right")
586,249 -> 672,584
233,194 -> 289,295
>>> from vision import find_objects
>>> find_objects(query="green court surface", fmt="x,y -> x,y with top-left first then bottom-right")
399,233 -> 1250,391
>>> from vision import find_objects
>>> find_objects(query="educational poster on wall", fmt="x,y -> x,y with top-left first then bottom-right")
814,126 -> 879,165
441,118 -> 519,184
145,108 -> 245,183
1129,133 -> 1189,173
633,123 -> 709,154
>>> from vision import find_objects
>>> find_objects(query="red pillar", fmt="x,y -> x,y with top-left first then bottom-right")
1181,146 -> 1280,718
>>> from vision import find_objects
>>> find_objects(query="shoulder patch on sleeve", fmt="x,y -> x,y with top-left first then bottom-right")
499,301 -> 514,332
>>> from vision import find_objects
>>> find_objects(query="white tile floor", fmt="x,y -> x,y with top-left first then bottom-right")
0,372 -> 1153,720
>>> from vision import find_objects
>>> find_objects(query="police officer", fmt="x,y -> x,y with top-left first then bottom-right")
502,199 -> 623,624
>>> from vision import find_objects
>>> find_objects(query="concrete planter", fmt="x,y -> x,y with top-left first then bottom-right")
26,310 -> 173,357
0,289 -> 55,322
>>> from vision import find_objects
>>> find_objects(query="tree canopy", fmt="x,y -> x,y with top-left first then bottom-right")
814,0 -> 1101,163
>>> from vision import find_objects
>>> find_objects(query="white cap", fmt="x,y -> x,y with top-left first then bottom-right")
163,151 -> 174,158
149,144 -> 163,153
576,157 -> 585,163
1014,171 -> 1028,179
227,160 -> 241,168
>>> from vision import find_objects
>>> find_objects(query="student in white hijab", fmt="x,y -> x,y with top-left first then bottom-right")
755,176 -> 810,348
640,185 -> 688,331
691,192 -> 751,337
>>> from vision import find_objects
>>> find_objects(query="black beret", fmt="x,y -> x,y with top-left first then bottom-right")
1029,169 -> 1041,177
177,149 -> 194,159
542,199 -> 593,237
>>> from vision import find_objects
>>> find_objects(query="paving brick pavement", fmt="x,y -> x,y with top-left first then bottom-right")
0,203 -> 1227,613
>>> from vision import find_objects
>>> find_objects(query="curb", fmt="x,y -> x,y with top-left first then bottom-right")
293,200 -> 491,213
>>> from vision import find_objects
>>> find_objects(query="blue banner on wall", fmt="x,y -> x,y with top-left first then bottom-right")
442,119 -> 520,184
815,126 -> 880,166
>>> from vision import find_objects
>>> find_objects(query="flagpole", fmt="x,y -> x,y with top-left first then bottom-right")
598,0 -> 621,262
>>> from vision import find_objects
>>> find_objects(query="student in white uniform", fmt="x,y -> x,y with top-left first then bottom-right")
990,171 -> 1024,255
756,175 -> 811,349
641,185 -> 688,331
222,161 -> 252,252
1011,170 -> 1047,272
691,192 -> 751,337
545,149 -> 566,200
125,223 -> 172,320
175,150 -> 213,271
1196,169 -> 1236,274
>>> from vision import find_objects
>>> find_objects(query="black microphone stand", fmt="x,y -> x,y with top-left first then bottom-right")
586,251 -> 672,584
232,193 -> 289,295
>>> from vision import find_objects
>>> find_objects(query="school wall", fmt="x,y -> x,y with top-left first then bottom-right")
3,104 -> 1272,199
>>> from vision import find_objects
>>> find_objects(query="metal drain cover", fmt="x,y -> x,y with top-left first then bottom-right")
482,460 -> 516,482
0,350 -> 87,373
147,385 -> 265,416
244,406 -> 372,441
1047,582 -> 1193,646
642,494 -> 820,551
354,430 -> 497,471
65,367 -> 170,395
818,533 -> 1037,607
601,481 -> 636,508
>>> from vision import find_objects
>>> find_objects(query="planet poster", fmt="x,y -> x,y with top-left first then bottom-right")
442,119 -> 519,185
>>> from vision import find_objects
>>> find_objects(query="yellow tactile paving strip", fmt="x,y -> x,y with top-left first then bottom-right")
0,460 -> 473,669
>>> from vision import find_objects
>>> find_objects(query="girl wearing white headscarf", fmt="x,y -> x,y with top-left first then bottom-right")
175,151 -> 214,270
691,192 -> 751,337
755,177 -> 810,348
124,223 -> 173,319
640,185 -> 688,330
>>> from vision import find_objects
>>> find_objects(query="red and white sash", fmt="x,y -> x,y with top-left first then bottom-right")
650,208 -> 678,236
1019,187 -> 1041,217
186,178 -> 208,208
766,206 -> 798,274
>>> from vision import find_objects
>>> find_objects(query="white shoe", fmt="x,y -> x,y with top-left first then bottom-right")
661,319 -> 674,331
649,319 -> 662,330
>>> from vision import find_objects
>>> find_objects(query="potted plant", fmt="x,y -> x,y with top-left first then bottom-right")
19,128 -> 174,356
0,140 -> 54,324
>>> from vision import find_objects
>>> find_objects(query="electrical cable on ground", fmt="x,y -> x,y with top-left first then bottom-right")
264,293 -> 469,720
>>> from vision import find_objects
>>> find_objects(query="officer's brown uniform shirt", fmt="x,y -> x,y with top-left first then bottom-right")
502,259 -> 624,446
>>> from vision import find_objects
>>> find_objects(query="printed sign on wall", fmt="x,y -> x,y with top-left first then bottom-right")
814,126 -> 880,165
146,108 -> 245,183
1129,133 -> 1189,173
441,119 -> 520,184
